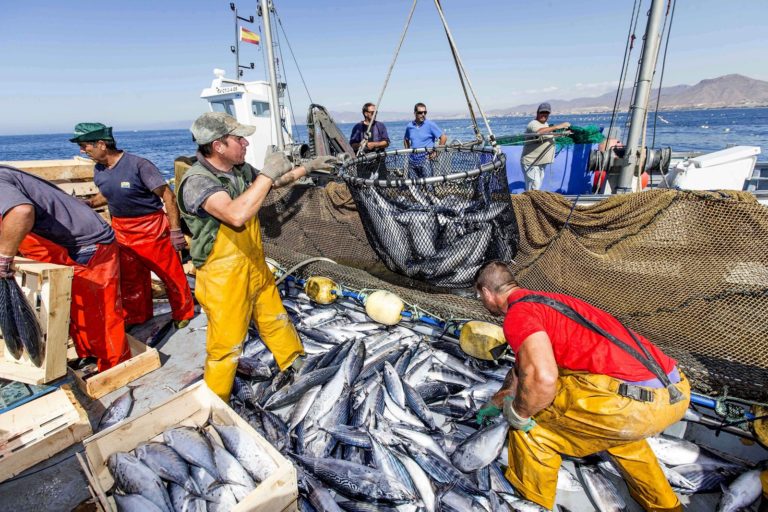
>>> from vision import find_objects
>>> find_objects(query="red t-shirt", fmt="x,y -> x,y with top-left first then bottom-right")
503,289 -> 676,382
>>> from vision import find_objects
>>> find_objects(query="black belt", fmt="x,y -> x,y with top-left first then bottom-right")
617,383 -> 655,403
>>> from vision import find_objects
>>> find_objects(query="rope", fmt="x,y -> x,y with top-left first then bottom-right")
607,0 -> 642,154
358,0 -> 419,157
432,0 -> 497,149
275,257 -> 338,286
271,9 -> 298,137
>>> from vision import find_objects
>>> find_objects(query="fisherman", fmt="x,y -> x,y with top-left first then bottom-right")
0,165 -> 130,371
349,102 -> 390,154
70,123 -> 195,329
474,260 -> 690,512
520,102 -> 570,191
403,102 -> 446,179
349,102 -> 390,178
177,112 -> 337,401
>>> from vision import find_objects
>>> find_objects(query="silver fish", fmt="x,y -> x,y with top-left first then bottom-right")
212,421 -> 278,482
450,419 -> 508,473
113,493 -> 166,512
107,452 -> 174,512
717,469 -> 762,512
99,386 -> 137,431
133,442 -> 200,496
579,465 -> 627,512
163,427 -> 221,482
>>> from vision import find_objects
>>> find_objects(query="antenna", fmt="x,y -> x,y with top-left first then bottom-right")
230,3 -> 256,78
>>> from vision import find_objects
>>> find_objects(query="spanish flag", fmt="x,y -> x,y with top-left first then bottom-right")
240,27 -> 260,45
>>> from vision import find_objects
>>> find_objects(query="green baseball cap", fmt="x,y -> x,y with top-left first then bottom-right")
69,122 -> 114,143
190,112 -> 256,145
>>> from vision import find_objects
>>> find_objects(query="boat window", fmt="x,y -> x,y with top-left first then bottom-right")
252,101 -> 271,118
210,100 -> 235,117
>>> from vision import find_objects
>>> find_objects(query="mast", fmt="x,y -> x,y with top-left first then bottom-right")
260,0 -> 285,149
617,0 -> 666,193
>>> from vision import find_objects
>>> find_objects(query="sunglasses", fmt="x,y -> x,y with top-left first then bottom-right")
365,110 -> 375,114
416,111 -> 427,115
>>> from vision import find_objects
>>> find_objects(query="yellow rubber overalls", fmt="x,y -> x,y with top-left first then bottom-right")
506,370 -> 690,511
195,215 -> 303,401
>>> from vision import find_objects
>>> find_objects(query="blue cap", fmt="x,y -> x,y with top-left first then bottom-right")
537,102 -> 551,113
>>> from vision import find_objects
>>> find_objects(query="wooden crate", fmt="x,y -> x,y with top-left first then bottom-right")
0,257 -> 73,385
82,381 -> 298,512
70,334 -> 161,399
0,384 -> 91,482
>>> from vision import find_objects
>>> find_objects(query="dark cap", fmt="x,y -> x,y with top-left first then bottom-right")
537,102 -> 552,113
69,122 -> 114,143
190,112 -> 256,145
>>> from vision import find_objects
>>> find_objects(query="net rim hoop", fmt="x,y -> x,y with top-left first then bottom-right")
339,145 -> 506,189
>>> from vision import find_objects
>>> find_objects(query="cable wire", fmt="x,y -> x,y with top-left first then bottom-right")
359,0 -> 418,156
274,9 -> 313,105
650,0 -> 676,148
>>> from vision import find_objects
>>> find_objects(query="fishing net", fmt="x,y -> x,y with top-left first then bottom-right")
496,124 -> 605,149
334,146 -> 516,289
259,183 -> 768,401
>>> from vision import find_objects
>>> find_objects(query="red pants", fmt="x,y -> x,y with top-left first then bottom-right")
112,211 -> 194,325
18,235 -> 130,371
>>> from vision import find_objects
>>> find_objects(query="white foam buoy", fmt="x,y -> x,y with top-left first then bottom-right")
364,290 -> 404,326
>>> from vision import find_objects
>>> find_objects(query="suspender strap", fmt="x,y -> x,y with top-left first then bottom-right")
508,294 -> 685,404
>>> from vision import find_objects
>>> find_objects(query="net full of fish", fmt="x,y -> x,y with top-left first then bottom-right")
221,282 -> 765,512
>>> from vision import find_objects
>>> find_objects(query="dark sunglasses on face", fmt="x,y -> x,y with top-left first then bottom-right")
416,111 -> 427,115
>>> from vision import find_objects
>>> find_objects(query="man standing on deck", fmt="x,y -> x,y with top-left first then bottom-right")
177,112 -> 337,401
0,165 -> 130,371
70,123 -> 195,329
350,103 -> 390,178
520,102 -> 570,191
474,260 -> 690,512
403,102 -> 447,179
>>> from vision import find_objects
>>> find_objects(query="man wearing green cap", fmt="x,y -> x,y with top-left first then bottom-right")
71,123 -> 195,330
177,112 -> 336,401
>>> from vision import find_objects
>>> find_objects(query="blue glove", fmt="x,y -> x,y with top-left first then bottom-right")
502,396 -> 537,433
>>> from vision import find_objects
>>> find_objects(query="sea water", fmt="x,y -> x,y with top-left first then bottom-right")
1,107 -> 766,181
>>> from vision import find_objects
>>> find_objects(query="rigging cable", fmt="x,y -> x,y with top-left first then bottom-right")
433,0 -> 496,148
359,0 -> 419,156
274,8 -> 314,105
608,0 -> 643,145
650,0 -> 676,149
271,7 -> 299,135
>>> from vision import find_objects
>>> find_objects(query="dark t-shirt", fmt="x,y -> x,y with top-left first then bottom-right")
349,120 -> 390,149
0,166 -> 114,251
94,152 -> 166,218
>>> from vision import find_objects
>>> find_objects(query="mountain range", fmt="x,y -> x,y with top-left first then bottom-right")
329,74 -> 768,123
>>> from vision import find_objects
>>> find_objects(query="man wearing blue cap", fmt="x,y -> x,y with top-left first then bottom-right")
71,122 -> 195,329
520,103 -> 571,191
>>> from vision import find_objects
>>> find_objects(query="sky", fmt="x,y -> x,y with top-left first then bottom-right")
1,0 -> 766,135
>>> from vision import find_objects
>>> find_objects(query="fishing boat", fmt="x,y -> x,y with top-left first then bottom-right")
1,1 -> 766,511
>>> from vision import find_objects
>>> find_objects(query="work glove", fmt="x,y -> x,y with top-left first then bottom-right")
170,229 -> 188,251
0,254 -> 14,279
476,401 -> 503,426
303,155 -> 339,174
260,151 -> 294,182
502,396 -> 537,433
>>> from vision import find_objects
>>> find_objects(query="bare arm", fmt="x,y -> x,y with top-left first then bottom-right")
491,367 -> 518,407
86,192 -> 108,208
153,184 -> 181,230
272,165 -> 309,189
403,138 -> 411,149
438,133 -> 447,145
511,331 -> 559,417
536,122 -> 571,134
0,204 -> 35,255
201,175 -> 274,228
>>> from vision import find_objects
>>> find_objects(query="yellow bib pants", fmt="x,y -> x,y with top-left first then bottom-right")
195,217 -> 304,401
506,371 -> 690,511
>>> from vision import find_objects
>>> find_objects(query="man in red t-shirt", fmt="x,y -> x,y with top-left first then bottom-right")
474,261 -> 690,512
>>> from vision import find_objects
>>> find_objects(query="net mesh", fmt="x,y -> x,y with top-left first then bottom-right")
335,147 -> 516,288
259,180 -> 768,400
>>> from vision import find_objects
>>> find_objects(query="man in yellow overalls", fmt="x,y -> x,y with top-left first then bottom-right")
177,112 -> 336,400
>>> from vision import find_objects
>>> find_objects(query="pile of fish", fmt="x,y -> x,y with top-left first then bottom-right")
224,282 -> 765,512
0,277 -> 44,366
107,416 -> 278,512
